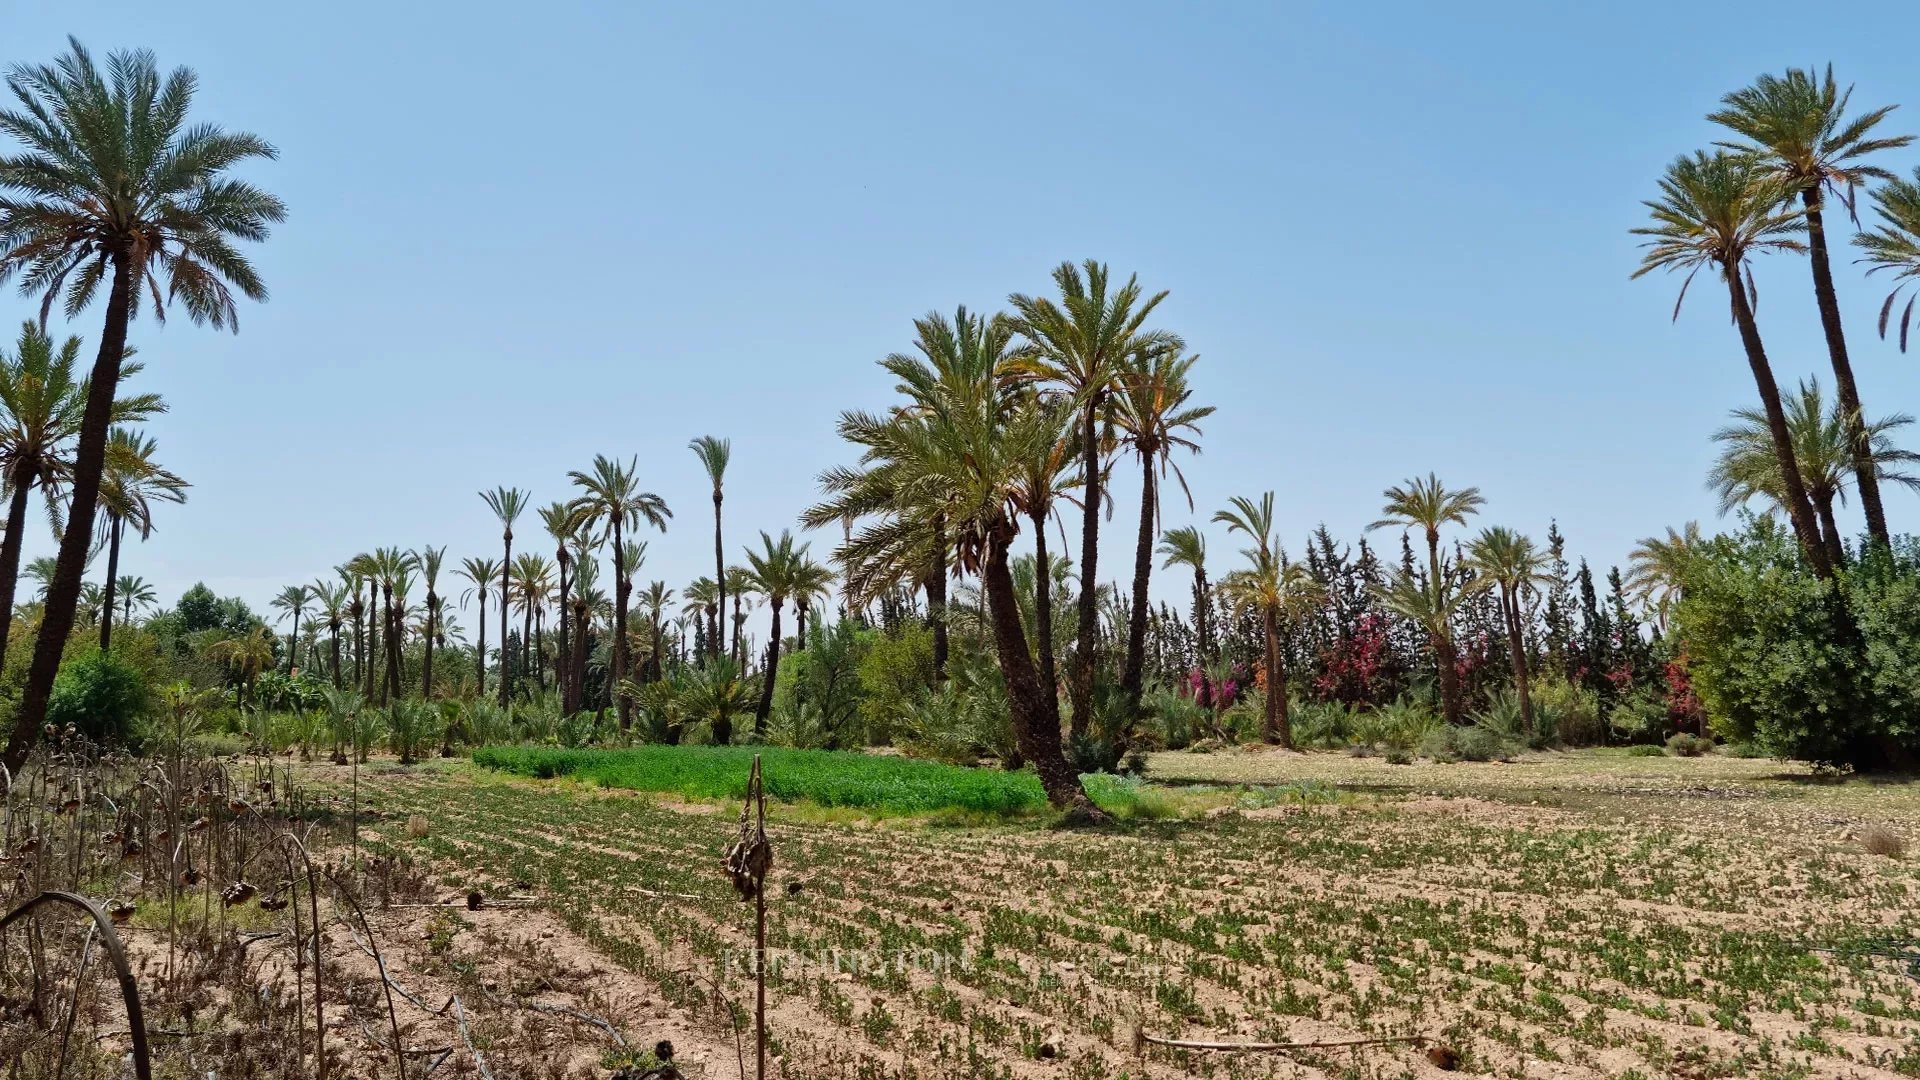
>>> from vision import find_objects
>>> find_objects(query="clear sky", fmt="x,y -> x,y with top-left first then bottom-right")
8,2 -> 1920,629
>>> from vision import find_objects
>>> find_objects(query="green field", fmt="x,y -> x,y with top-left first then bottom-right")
472,743 -> 1145,816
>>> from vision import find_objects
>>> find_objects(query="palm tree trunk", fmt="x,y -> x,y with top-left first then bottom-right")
982,531 -> 1098,815
1194,569 -> 1213,664
99,515 -> 123,652
1815,492 -> 1848,571
521,598 -> 534,695
571,599 -> 590,716
731,595 -> 744,668
4,251 -> 133,773
1426,532 -> 1464,726
473,592 -> 486,699
1502,585 -> 1534,735
754,599 -> 784,733
330,622 -> 343,690
0,471 -> 35,659
613,519 -> 632,730
1030,507 -> 1060,713
1802,187 -> 1890,547
1262,607 -> 1291,747
1725,266 -> 1834,578
499,532 -> 513,706
712,490 -> 726,662
287,608 -> 301,674
533,605 -> 545,692
555,554 -> 571,712
421,595 -> 436,699
929,513 -> 949,680
1069,392 -> 1103,741
1121,454 -> 1156,718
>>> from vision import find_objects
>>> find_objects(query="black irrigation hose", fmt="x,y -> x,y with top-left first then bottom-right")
0,890 -> 152,1080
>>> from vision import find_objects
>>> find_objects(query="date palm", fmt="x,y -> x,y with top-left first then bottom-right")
1112,345 -> 1211,717
1708,379 -> 1920,567
94,427 -> 184,651
681,576 -> 718,657
456,556 -> 499,699
0,323 -> 161,658
113,574 -> 156,625
1370,473 -> 1483,724
309,579 -> 348,691
1157,525 -> 1214,675
567,455 -> 670,729
538,501 -> 583,709
1214,492 -> 1322,746
1632,151 -> 1830,578
690,435 -> 731,661
789,557 -> 835,646
206,624 -> 275,708
479,486 -> 528,705
1855,168 -> 1920,351
1711,67 -> 1910,546
1625,523 -> 1703,633
743,529 -> 813,733
1465,526 -> 1552,734
724,565 -> 754,667
1008,262 -> 1179,740
0,40 -> 285,772
270,584 -> 310,675
415,545 -> 446,699
511,551 -> 554,692
637,580 -> 674,682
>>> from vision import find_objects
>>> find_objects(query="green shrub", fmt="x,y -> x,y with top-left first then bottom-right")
1143,687 -> 1207,750
46,649 -> 149,746
1609,688 -> 1671,744
1666,732 -> 1714,757
1674,520 -> 1920,770
1291,699 -> 1353,750
856,624 -> 935,745
1624,743 -> 1665,757
1420,724 -> 1516,763
1531,674 -> 1601,746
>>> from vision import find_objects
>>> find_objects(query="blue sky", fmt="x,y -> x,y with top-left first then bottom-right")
9,2 -> 1920,629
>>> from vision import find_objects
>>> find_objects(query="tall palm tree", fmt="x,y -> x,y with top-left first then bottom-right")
1370,473 -> 1483,724
95,427 -> 185,651
1711,67 -> 1911,546
0,323 -> 162,658
682,576 -> 718,658
113,575 -> 157,627
270,585 -> 311,675
1625,523 -> 1703,633
567,455 -> 670,729
0,40 -> 285,773
1214,493 -> 1322,747
1112,346 -> 1211,716
1465,526 -> 1551,734
310,579 -> 348,691
1005,390 -> 1080,713
415,545 -> 446,699
1633,151 -> 1830,578
538,501 -> 582,708
1857,169 -> 1920,352
457,556 -> 499,699
690,435 -> 731,662
511,551 -> 554,691
637,580 -> 674,682
743,529 -> 812,733
1708,379 -> 1920,567
341,562 -> 370,695
206,625 -> 276,708
479,487 -> 529,705
788,557 -> 835,646
1008,262 -> 1180,739
725,564 -> 754,668
1157,526 -> 1213,674
568,540 -> 603,707
811,332 -> 1099,815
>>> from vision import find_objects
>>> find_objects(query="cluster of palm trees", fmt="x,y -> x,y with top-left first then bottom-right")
0,40 -> 275,772
1635,66 -> 1920,577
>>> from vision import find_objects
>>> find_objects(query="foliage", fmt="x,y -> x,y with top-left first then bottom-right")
855,623 -> 936,745
1530,673 -> 1603,747
45,647 -> 148,744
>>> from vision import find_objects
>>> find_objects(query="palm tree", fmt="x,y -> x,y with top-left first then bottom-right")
690,435 -> 731,661
457,556 -> 499,699
479,486 -> 529,705
207,625 -> 276,707
1633,151 -> 1830,578
677,655 -> 754,745
1112,346 -> 1211,717
113,575 -> 157,626
1157,526 -> 1213,676
1857,169 -> 1920,351
95,427 -> 185,651
811,331 -> 1099,814
568,540 -> 604,707
511,551 -> 554,691
1708,379 -> 1920,567
567,455 -> 670,729
1465,526 -> 1551,734
1004,389 -> 1080,713
415,545 -> 446,699
682,576 -> 718,658
1214,493 -> 1322,746
0,323 -> 162,658
309,579 -> 348,691
1711,67 -> 1911,547
1008,262 -> 1179,739
788,557 -> 835,646
270,585 -> 311,675
0,40 -> 285,773
1625,523 -> 1703,633
724,565 -> 754,668
1370,473 -> 1483,724
538,501 -> 582,708
637,580 -> 674,682
743,530 -> 813,733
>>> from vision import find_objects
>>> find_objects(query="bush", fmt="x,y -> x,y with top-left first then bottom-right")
1290,699 -> 1353,750
1665,732 -> 1714,757
1624,744 -> 1666,757
1472,688 -> 1552,751
1609,688 -> 1671,745
1419,724 -> 1516,763
1531,674 -> 1601,747
1674,520 -> 1920,770
46,649 -> 150,746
